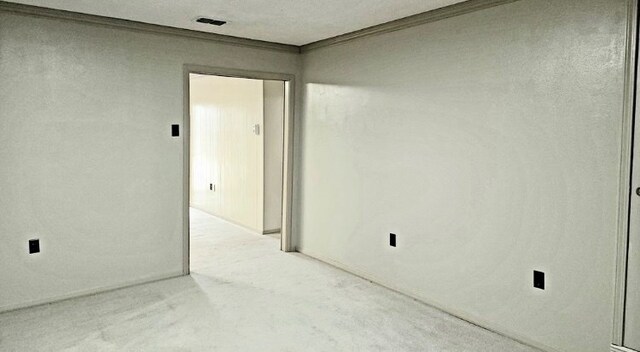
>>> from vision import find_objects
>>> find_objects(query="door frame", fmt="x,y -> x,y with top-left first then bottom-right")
181,65 -> 297,275
613,0 -> 640,350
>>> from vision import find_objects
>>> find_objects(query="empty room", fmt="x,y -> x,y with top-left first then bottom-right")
0,1 -> 637,352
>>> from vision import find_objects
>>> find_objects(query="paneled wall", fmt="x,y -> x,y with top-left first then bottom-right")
190,75 -> 265,232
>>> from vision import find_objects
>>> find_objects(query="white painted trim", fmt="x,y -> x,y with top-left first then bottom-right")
613,0 -> 639,346
612,344 -> 639,352
296,247 -> 561,352
183,65 -> 297,274
0,0 -> 522,54
300,0 -> 522,52
0,271 -> 183,314
280,81 -> 296,252
183,68 -> 192,276
0,0 -> 528,55
191,206 -> 264,235
0,0 -> 299,53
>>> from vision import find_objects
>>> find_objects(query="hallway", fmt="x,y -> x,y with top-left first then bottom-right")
0,209 -> 540,351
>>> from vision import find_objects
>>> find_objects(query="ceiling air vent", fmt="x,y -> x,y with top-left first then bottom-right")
196,17 -> 227,26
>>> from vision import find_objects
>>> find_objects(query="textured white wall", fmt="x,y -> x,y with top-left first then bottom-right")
298,1 -> 628,352
0,11 -> 299,312
189,75 -> 264,232
263,80 -> 285,232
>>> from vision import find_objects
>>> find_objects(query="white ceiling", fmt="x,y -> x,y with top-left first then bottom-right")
6,0 -> 467,46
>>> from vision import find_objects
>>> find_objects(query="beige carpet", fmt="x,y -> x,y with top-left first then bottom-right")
0,208 -> 541,352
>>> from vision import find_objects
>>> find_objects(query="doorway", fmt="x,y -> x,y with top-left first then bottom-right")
181,66 -> 295,274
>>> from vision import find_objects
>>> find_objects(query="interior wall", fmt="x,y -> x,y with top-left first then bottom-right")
263,80 -> 285,232
0,10 -> 299,312
298,1 -> 628,352
190,75 -> 264,232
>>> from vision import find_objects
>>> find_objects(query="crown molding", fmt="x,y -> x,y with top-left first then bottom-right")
0,0 -> 524,55
300,0 -> 521,53
0,0 -> 300,54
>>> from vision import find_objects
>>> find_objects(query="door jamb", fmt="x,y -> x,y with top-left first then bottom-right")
613,0 -> 639,349
181,65 -> 297,275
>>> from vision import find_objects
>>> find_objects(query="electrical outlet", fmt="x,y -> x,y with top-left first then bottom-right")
29,239 -> 40,254
209,183 -> 213,191
171,124 -> 180,137
533,270 -> 545,290
389,233 -> 396,247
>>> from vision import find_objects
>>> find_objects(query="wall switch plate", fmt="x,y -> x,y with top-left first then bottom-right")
171,124 -> 180,137
533,270 -> 545,290
390,233 -> 396,247
29,239 -> 40,254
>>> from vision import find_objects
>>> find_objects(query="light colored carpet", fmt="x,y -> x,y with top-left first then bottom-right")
0,208 -> 541,352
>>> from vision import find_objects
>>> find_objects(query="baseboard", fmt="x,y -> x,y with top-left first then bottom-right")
612,345 -> 639,352
190,206 -> 262,234
263,228 -> 281,235
297,247 -> 561,352
0,271 -> 185,314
